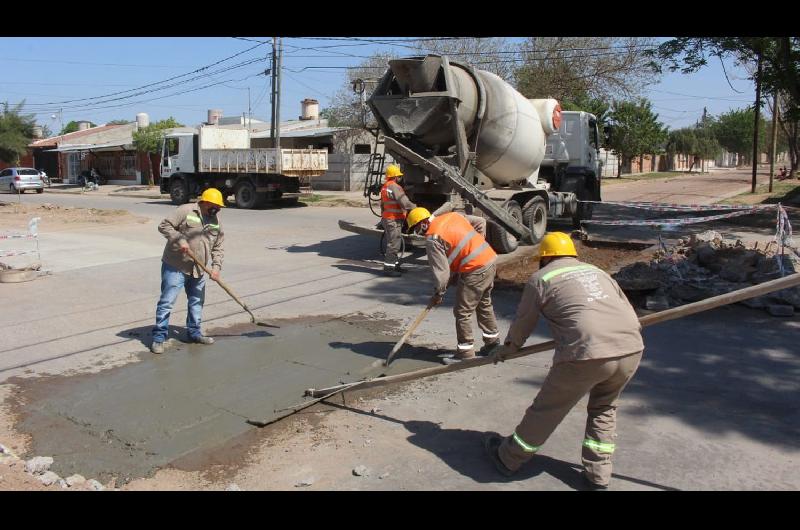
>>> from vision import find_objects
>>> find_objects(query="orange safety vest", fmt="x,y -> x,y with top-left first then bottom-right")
381,180 -> 407,220
426,212 -> 496,273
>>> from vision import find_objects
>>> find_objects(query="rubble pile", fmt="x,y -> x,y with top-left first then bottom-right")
613,230 -> 800,316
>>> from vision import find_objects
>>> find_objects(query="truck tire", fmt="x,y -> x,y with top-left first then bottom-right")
488,200 -> 522,254
170,178 -> 189,205
234,180 -> 265,209
282,197 -> 300,207
523,196 -> 547,245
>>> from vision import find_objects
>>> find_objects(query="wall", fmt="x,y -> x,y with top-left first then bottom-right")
311,153 -> 395,192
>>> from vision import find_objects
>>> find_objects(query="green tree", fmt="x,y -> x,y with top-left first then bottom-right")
106,119 -> 132,125
0,101 -> 36,164
606,98 -> 668,175
652,37 -> 800,176
59,120 -> 97,135
514,37 -> 659,103
712,108 -> 767,165
132,117 -> 184,187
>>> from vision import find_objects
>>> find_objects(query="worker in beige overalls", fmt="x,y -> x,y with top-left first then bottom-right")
484,232 -> 644,490
380,164 -> 416,277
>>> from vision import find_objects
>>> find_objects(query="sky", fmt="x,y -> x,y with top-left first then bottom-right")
1,37 -> 759,134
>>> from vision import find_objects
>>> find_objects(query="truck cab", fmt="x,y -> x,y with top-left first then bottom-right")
540,111 -> 602,226
160,133 -> 196,181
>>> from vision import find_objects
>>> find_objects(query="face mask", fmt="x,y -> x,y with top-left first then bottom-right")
208,207 -> 220,217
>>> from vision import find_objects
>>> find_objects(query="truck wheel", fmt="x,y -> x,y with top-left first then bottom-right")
523,196 -> 547,245
234,181 -> 265,209
488,200 -> 522,254
282,197 -> 299,207
170,179 -> 189,205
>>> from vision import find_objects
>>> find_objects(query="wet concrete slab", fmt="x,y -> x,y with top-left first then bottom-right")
8,314 -> 444,484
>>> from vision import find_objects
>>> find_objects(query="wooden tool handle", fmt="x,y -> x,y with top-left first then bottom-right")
385,303 -> 434,366
185,249 -> 253,317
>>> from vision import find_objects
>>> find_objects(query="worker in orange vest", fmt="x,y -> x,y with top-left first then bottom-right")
381,164 -> 417,277
406,207 -> 500,364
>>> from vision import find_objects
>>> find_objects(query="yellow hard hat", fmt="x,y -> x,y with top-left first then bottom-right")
406,207 -> 431,229
200,188 -> 225,208
385,164 -> 403,179
540,232 -> 577,257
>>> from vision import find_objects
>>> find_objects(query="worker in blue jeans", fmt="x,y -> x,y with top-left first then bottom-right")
151,188 -> 225,354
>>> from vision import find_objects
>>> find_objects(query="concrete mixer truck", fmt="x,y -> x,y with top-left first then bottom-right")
339,54 -> 602,254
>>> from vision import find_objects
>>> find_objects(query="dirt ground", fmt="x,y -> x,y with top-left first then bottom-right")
0,201 -> 147,231
495,240 -> 654,290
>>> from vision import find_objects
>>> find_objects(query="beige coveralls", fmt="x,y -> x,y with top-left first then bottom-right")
499,256 -> 644,485
426,214 -> 499,356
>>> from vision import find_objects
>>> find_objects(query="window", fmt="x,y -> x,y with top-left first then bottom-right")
19,169 -> 40,176
0,169 -> 10,177
353,144 -> 371,154
120,155 -> 136,176
166,138 -> 179,157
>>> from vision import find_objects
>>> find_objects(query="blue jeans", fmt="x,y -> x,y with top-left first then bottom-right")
152,262 -> 206,343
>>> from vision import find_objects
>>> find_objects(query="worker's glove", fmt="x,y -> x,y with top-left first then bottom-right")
178,241 -> 190,254
430,292 -> 444,307
492,343 -> 519,365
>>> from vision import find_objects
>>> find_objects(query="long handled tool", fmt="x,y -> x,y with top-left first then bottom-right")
382,301 -> 436,367
185,249 -> 279,329
303,272 -> 800,399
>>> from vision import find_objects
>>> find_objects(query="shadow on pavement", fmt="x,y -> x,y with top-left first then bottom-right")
116,324 -> 274,348
322,402 -> 678,490
329,340 -> 442,363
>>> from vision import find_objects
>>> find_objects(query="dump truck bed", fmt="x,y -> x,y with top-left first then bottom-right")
198,148 -> 328,176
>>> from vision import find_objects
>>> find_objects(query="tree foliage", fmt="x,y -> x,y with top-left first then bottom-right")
712,107 -> 767,160
132,117 -> 184,154
0,101 -> 36,164
107,119 -> 133,125
606,99 -> 668,174
514,37 -> 660,103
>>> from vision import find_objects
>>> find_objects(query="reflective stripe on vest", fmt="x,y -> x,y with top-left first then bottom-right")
427,213 -> 496,274
381,182 -> 406,219
541,264 -> 599,282
583,438 -> 615,454
186,214 -> 202,223
513,432 -> 540,453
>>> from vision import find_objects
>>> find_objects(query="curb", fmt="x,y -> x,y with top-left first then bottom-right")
44,189 -> 167,200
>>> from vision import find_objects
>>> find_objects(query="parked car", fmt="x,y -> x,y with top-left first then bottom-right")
0,167 -> 44,194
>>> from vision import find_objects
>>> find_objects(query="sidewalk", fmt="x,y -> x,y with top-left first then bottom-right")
44,184 -> 369,203
44,184 -> 167,200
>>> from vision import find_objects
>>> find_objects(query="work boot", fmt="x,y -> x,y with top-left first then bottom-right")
484,433 -> 517,478
441,348 -> 476,365
150,342 -> 165,355
478,340 -> 501,357
383,265 -> 401,277
582,472 -> 609,491
190,336 -> 215,345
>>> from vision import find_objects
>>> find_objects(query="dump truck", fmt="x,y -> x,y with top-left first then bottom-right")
342,54 -> 602,254
160,126 -> 328,208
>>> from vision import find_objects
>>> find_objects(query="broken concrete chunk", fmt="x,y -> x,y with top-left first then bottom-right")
24,456 -> 53,475
766,304 -> 795,317
65,474 -> 86,487
87,479 -> 105,491
739,296 -> 770,309
295,477 -> 315,487
37,471 -> 60,486
669,284 -> 712,303
645,294 -> 670,312
352,465 -> 370,477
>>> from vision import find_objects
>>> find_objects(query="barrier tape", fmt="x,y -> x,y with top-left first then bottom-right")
579,200 -> 776,212
581,208 -> 761,227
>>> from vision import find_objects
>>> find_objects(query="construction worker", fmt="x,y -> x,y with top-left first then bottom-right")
151,188 -> 226,354
380,164 -> 416,277
484,232 -> 644,490
406,207 -> 500,364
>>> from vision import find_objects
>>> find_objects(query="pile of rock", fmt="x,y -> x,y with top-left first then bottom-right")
613,230 -> 800,316
0,444 -> 108,490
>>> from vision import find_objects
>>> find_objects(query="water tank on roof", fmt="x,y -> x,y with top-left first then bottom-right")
77,121 -> 92,131
136,113 -> 150,129
208,109 -> 223,125
300,99 -> 319,121
32,126 -> 44,139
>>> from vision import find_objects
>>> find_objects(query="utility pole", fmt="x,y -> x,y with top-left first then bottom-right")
769,92 -> 778,193
275,37 -> 282,173
751,49 -> 763,194
270,37 -> 277,146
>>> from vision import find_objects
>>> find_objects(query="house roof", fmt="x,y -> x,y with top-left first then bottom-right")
250,126 -> 352,139
29,124 -> 127,148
